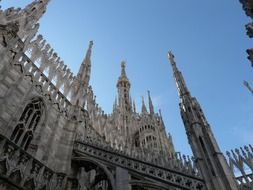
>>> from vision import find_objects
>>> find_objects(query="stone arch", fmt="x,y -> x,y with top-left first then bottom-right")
21,95 -> 48,123
73,156 -> 115,190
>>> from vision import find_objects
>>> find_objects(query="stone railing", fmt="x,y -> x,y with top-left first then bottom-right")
75,129 -> 200,178
226,144 -> 253,188
236,173 -> 253,189
73,139 -> 206,190
0,134 -> 66,190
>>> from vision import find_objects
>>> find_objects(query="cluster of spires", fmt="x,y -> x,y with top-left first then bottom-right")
2,0 -> 190,115
69,38 -> 186,117
72,37 -> 160,116
2,1 -> 247,189
118,60 -> 158,115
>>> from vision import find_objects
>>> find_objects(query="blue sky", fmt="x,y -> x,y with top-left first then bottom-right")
1,0 -> 253,156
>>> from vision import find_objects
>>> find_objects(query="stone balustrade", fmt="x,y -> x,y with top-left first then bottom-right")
76,130 -> 200,177
73,139 -> 206,190
236,173 -> 253,188
226,144 -> 253,188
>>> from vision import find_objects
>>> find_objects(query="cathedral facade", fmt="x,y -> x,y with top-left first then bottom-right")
0,1 -> 252,190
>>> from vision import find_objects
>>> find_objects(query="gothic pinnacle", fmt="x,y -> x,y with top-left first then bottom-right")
77,41 -> 93,77
5,0 -> 51,40
133,100 -> 136,113
141,96 -> 148,114
158,109 -> 164,125
168,51 -> 190,98
147,90 -> 154,115
83,40 -> 93,66
25,0 -> 51,20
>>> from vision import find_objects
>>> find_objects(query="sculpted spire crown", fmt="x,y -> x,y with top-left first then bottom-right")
121,61 -> 126,76
117,61 -> 130,86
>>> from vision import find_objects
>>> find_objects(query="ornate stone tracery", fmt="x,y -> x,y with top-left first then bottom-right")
10,98 -> 44,150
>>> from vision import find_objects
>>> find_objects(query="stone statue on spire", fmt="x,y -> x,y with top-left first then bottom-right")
121,61 -> 126,76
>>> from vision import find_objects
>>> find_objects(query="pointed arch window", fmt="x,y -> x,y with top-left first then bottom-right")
10,98 -> 44,150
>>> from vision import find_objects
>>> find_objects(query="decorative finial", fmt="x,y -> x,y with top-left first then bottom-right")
121,61 -> 126,68
121,61 -> 126,76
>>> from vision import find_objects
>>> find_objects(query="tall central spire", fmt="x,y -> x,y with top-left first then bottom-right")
117,61 -> 131,112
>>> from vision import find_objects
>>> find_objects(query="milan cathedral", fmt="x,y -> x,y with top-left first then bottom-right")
0,0 -> 252,190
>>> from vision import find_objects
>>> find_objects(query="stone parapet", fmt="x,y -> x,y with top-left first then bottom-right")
73,140 -> 206,190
